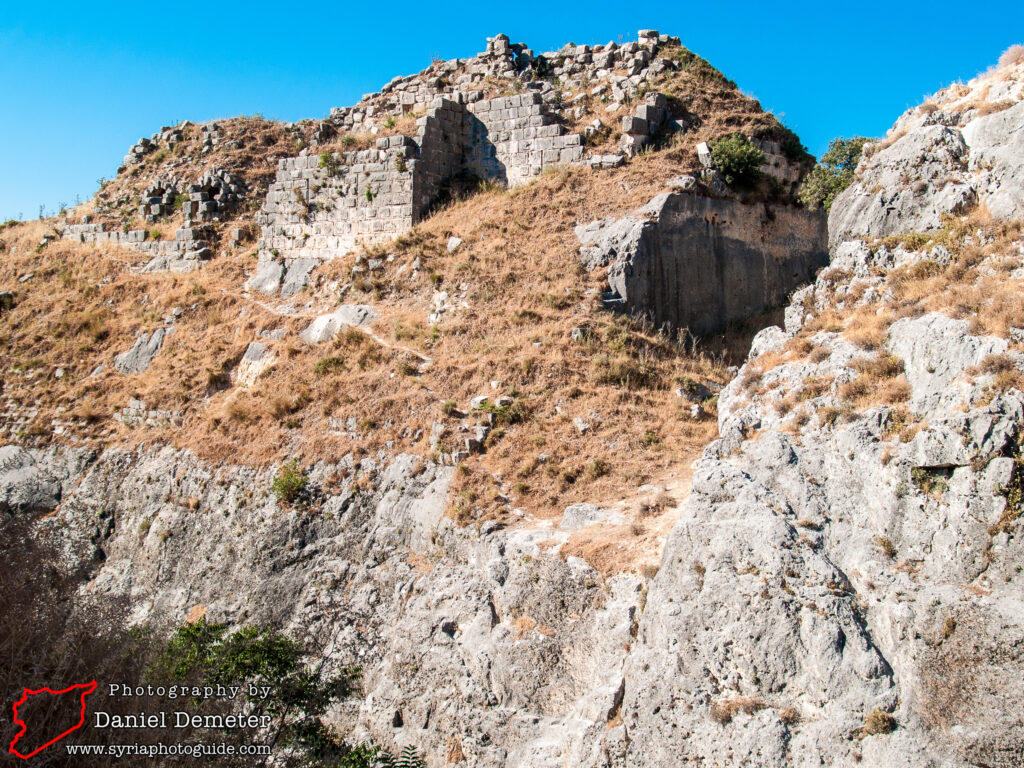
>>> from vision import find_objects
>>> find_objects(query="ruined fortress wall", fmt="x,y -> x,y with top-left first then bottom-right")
62,223 -> 215,271
466,93 -> 584,185
254,93 -> 586,282
413,99 -> 470,218
256,139 -> 419,262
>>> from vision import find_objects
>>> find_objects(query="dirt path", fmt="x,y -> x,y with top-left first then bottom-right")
225,288 -> 433,366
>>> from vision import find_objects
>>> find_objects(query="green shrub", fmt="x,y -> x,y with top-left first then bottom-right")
318,151 -> 341,176
313,355 -> 346,375
391,745 -> 427,767
798,136 -> 870,211
710,134 -> 765,188
272,459 -> 307,504
911,466 -> 950,497
480,398 -> 529,425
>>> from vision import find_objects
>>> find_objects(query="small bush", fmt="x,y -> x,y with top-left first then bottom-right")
481,398 -> 529,426
710,135 -> 764,189
710,696 -> 765,724
998,44 -> 1024,69
862,708 -> 897,735
875,535 -> 897,559
272,459 -> 307,504
911,466 -> 951,497
313,356 -> 345,375
318,152 -> 340,175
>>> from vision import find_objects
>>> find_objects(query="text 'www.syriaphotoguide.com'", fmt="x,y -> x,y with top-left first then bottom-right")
65,742 -> 272,758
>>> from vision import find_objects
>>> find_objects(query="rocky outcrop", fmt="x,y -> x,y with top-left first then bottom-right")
830,59 -> 1024,246
10,445 -> 643,765
613,54 -> 1024,768
113,328 -> 170,374
577,190 -> 828,335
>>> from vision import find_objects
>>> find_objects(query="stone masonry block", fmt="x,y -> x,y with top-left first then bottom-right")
622,116 -> 650,135
636,105 -> 665,126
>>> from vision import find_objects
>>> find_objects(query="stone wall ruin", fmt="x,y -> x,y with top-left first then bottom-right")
250,92 -> 585,295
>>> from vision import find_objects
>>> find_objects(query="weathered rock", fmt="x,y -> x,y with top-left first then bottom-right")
888,312 -> 1009,416
5,445 -> 644,767
578,191 -> 828,335
234,342 -> 276,386
281,258 -> 318,297
830,75 -> 1024,246
0,446 -> 62,513
247,260 -> 284,295
962,100 -> 1024,221
829,126 -> 976,246
114,329 -> 169,374
299,305 -> 378,344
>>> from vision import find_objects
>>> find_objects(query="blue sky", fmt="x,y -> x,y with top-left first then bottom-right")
2,1 -> 1022,221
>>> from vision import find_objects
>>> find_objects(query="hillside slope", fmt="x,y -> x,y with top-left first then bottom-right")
2,31 -> 1023,768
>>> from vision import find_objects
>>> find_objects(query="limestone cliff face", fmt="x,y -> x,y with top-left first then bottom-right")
618,55 -> 1024,768
829,57 -> 1024,246
577,191 -> 827,335
8,445 -> 642,766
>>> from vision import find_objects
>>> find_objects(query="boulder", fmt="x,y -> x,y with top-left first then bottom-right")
299,305 -> 378,344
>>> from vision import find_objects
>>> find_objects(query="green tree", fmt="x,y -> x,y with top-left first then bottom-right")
709,134 -> 765,189
153,619 -> 368,766
798,136 -> 871,211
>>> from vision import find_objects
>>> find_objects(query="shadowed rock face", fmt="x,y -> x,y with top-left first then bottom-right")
579,192 -> 828,336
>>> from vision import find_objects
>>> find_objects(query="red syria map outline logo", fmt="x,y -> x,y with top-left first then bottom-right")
8,681 -> 98,759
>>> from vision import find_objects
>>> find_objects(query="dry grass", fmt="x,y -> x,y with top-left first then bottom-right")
843,307 -> 895,350
838,354 -> 910,409
512,615 -> 537,639
1,154 -> 745,525
710,696 -> 765,724
778,706 -> 800,726
998,44 -> 1024,69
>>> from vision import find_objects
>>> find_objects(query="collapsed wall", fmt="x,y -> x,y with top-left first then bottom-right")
251,93 -> 584,295
577,190 -> 828,336
61,222 -> 218,272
